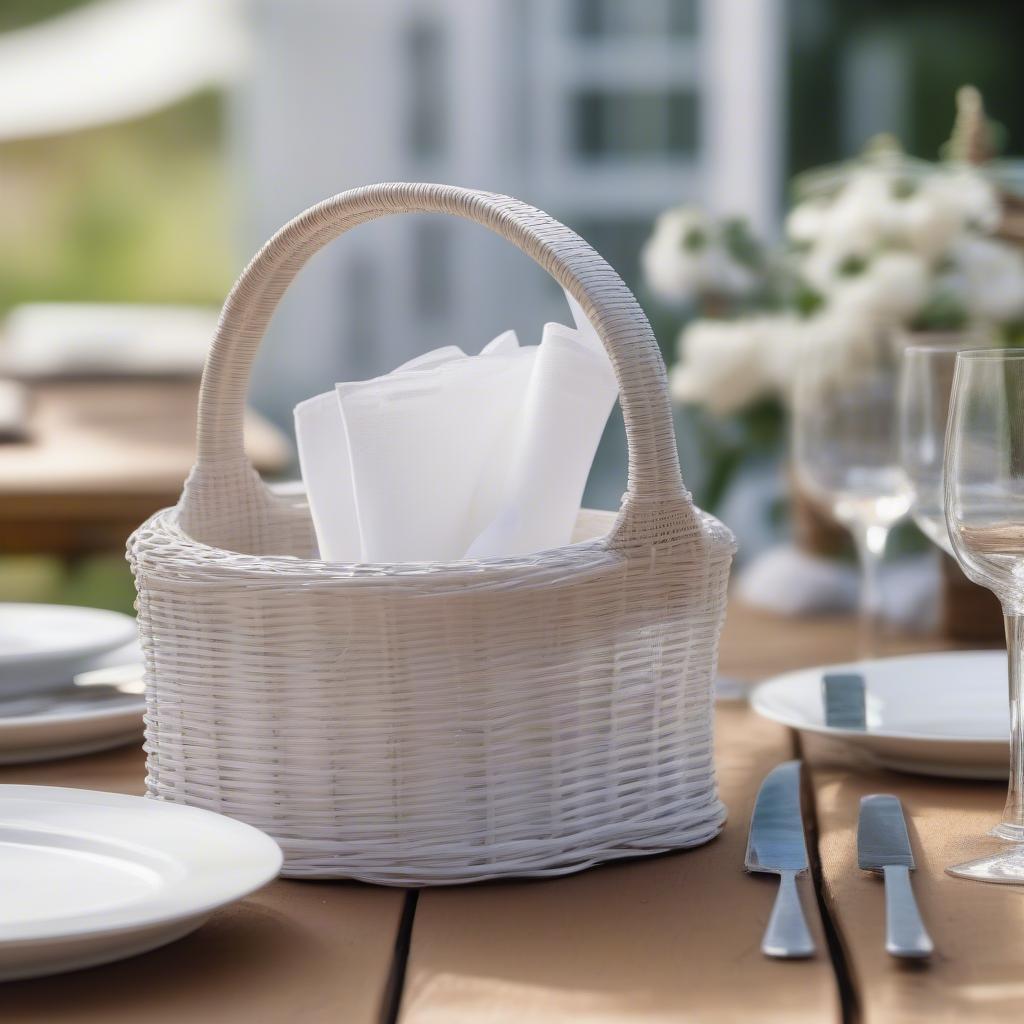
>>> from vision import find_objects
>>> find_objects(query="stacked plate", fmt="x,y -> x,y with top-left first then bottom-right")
0,604 -> 285,981
0,603 -> 144,764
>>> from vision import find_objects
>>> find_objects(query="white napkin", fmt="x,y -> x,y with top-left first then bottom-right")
295,345 -> 468,561
296,297 -> 618,564
338,336 -> 533,562
465,300 -> 617,558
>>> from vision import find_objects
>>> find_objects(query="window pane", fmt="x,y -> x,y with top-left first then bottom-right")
572,0 -> 604,37
667,90 -> 699,153
571,0 -> 698,38
406,20 -> 446,158
571,90 -> 699,157
411,220 -> 451,318
667,0 -> 699,36
570,217 -> 653,286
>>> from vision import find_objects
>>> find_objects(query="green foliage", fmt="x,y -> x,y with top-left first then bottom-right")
690,398 -> 786,511
837,253 -> 868,277
682,226 -> 708,251
0,556 -> 136,615
721,218 -> 764,270
910,288 -> 969,331
890,177 -> 919,199
0,92 -> 232,314
793,282 -> 825,316
0,0 -> 90,32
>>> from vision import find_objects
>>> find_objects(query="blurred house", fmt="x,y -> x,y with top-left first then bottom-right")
0,0 -> 783,510
236,0 -> 784,425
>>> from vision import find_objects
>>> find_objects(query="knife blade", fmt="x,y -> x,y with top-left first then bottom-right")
858,795 -> 933,959
745,760 -> 815,959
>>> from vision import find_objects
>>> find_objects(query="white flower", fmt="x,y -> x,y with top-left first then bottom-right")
672,315 -> 805,415
895,187 -> 965,260
659,162 -> 1015,418
641,206 -> 756,304
786,200 -> 829,244
826,250 -> 930,324
924,169 -> 1001,233
946,236 -> 1024,321
824,171 -> 897,255
788,166 -> 1000,266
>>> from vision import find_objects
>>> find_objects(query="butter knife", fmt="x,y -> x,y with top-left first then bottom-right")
745,760 -> 816,959
858,794 -> 933,959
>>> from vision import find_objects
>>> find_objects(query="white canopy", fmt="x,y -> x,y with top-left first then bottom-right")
0,0 -> 246,141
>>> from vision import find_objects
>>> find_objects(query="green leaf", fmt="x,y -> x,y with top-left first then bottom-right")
890,178 -> 918,200
794,282 -> 825,316
720,217 -> 763,269
837,254 -> 868,277
682,227 -> 707,252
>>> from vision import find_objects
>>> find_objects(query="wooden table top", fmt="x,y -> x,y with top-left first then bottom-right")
1,601 -> 1010,1022
0,379 -> 292,554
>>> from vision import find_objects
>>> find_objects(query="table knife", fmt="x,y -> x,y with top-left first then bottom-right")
745,760 -> 816,959
857,794 -> 933,959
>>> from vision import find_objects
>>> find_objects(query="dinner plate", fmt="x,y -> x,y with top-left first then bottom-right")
751,650 -> 1008,779
0,664 -> 145,765
0,604 -> 138,695
0,786 -> 282,981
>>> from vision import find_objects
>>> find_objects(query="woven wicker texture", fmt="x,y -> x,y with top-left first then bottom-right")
128,183 -> 736,884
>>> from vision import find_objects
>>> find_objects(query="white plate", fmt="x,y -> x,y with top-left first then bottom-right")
0,786 -> 282,981
0,665 -> 145,765
751,649 -> 1009,779
0,604 -> 138,695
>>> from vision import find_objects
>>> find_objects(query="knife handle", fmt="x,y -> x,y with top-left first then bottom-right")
882,865 -> 933,958
763,869 -> 816,959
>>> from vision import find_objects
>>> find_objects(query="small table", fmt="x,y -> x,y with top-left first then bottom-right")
0,379 -> 291,555
2,602 -> 1013,1023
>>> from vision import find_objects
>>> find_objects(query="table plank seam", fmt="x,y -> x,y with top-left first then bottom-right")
379,891 -> 419,1024
797,731 -> 862,1024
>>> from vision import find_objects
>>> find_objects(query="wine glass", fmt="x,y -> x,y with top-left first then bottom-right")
898,344 -> 964,556
792,330 -> 911,656
945,349 -> 1024,883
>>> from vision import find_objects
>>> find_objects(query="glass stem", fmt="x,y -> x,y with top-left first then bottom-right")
996,612 -> 1024,841
852,523 -> 888,659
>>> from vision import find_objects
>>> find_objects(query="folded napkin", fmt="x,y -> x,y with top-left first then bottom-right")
295,344 -> 469,562
338,336 -> 534,562
295,295 -> 617,563
465,309 -> 617,558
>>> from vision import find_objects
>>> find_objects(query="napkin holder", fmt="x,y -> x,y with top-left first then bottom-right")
128,184 -> 735,885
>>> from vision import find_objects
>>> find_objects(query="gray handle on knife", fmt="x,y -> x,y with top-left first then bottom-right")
882,865 -> 933,958
763,870 -> 816,959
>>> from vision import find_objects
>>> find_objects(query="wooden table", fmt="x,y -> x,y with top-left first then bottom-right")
0,379 -> 291,555
2,601 -> 1012,1022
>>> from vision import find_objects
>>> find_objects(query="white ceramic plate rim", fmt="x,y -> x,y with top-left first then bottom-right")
0,605 -> 137,669
0,692 -> 144,731
750,649 -> 1006,743
0,786 -> 282,944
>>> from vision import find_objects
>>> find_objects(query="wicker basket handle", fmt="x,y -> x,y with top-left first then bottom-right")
184,183 -> 696,548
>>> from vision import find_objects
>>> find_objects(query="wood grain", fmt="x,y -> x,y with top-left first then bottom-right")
3,599 -> 1015,1021
726,601 -> 1018,1024
0,746 -> 406,1024
399,703 -> 840,1024
804,735 -> 1020,1024
0,379 -> 291,554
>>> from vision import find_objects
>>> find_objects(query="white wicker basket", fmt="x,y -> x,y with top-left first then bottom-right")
128,183 -> 736,885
